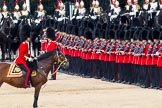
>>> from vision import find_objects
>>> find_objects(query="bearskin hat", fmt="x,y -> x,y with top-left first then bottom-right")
46,28 -> 55,41
19,24 -> 31,42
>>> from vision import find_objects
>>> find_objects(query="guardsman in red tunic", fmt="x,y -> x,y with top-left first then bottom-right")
151,29 -> 160,88
14,25 -> 31,88
123,30 -> 131,83
108,30 -> 116,81
46,28 -> 57,80
98,37 -> 107,80
139,29 -> 150,88
146,33 -> 154,88
81,30 -> 92,77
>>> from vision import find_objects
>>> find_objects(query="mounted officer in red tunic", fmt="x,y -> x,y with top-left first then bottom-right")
46,28 -> 58,80
14,25 -> 31,88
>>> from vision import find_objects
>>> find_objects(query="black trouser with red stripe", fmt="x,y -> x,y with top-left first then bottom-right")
18,63 -> 31,88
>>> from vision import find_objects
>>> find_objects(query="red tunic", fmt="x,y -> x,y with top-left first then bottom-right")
152,44 -> 158,65
15,42 -> 30,64
109,44 -> 116,62
140,44 -> 149,65
46,41 -> 57,52
41,38 -> 48,51
146,44 -> 153,66
123,44 -> 130,64
104,43 -> 110,62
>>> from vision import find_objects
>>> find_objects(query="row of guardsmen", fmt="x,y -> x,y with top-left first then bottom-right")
48,23 -> 162,89
0,0 -> 46,24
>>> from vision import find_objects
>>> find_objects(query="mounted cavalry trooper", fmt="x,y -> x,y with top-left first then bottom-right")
110,0 -> 121,21
72,0 -> 80,19
90,0 -> 96,16
14,25 -> 32,88
131,0 -> 141,18
55,0 -> 65,22
21,0 -> 29,17
125,0 -> 133,12
108,0 -> 117,15
35,0 -> 46,23
45,28 -> 58,80
13,0 -> 21,21
94,0 -> 102,15
90,0 -> 102,20
143,0 -> 150,11
149,0 -> 158,11
132,0 -> 141,13
78,0 -> 86,19
1,1 -> 9,18
147,0 -> 158,24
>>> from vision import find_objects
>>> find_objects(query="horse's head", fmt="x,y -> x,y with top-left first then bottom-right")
54,50 -> 69,69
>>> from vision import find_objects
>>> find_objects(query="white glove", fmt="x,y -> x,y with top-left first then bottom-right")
28,58 -> 33,62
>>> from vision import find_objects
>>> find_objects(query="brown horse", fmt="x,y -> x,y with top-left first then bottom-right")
0,50 -> 69,108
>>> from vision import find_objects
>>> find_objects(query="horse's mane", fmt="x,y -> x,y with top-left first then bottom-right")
37,50 -> 56,61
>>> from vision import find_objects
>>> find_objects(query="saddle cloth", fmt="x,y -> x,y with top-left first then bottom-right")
7,63 -> 36,78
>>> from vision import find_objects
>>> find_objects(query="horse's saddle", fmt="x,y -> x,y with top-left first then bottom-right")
7,63 -> 37,78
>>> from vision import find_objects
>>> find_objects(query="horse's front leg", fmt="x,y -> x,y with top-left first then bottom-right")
33,84 -> 42,108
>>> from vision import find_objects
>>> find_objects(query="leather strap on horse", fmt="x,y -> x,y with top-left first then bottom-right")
52,59 -> 66,76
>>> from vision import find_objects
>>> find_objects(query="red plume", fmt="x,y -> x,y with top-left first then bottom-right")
15,0 -> 18,5
132,0 -> 134,5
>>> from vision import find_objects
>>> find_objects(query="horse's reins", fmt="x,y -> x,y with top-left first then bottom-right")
52,59 -> 67,76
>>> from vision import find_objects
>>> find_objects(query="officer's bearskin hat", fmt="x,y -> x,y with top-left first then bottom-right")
152,28 -> 160,39
19,24 -> 31,42
85,30 -> 92,40
46,27 -> 55,41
